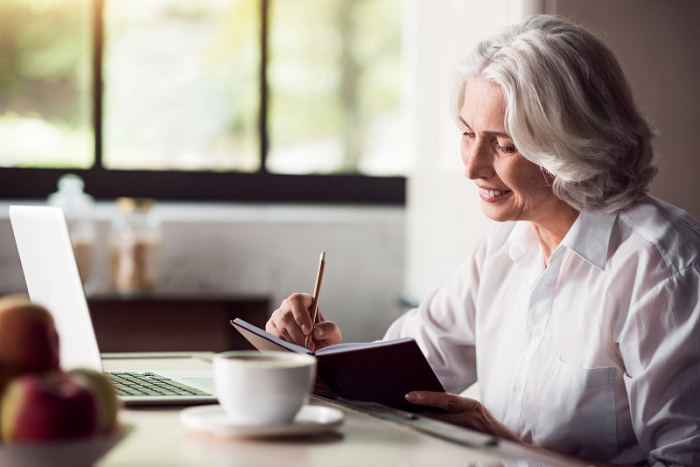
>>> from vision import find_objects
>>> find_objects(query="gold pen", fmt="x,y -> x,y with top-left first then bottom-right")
305,252 -> 326,349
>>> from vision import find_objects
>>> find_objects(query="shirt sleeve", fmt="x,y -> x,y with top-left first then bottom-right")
383,239 -> 488,394
617,266 -> 700,466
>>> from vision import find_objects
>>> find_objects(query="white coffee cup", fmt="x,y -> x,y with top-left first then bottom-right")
213,351 -> 317,426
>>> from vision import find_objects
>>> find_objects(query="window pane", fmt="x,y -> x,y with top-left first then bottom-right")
268,0 -> 403,176
103,0 -> 259,171
0,0 -> 92,168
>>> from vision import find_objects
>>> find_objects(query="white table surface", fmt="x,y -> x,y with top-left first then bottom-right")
99,354 -> 584,467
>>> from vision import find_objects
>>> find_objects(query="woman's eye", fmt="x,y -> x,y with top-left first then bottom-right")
497,144 -> 517,154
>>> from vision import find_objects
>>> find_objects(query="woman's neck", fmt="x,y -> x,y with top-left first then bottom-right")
532,205 -> 580,267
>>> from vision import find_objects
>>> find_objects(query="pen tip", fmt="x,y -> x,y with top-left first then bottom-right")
320,252 -> 326,261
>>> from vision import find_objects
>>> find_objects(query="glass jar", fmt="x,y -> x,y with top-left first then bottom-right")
110,198 -> 162,294
47,174 -> 96,291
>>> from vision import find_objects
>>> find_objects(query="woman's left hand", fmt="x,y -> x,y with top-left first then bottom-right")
405,391 -> 521,442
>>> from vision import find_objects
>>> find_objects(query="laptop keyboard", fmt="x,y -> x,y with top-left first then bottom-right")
106,371 -> 211,397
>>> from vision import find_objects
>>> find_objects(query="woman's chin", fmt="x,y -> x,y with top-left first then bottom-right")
480,203 -> 518,223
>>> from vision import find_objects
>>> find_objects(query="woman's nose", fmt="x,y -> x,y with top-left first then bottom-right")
463,141 -> 494,180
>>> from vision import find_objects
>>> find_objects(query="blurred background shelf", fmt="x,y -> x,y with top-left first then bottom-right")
86,294 -> 269,353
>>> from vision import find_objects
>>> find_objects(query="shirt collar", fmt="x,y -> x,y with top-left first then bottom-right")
507,221 -> 539,264
506,208 -> 617,271
559,208 -> 617,271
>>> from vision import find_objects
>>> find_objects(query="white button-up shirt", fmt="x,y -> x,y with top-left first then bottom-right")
385,196 -> 700,465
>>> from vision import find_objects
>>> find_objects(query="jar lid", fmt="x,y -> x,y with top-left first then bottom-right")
116,197 -> 156,211
47,174 -> 95,213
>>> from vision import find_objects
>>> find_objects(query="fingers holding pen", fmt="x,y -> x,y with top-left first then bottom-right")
288,293 -> 315,336
266,293 -> 342,350
267,319 -> 295,344
311,321 -> 342,350
266,293 -> 315,346
263,252 -> 331,349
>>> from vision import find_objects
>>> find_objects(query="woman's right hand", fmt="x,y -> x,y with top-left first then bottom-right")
266,293 -> 342,352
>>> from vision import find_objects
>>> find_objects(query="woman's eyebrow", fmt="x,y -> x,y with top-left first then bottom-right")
458,117 -> 512,138
486,130 -> 512,138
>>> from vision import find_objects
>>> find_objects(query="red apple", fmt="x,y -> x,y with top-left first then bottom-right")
0,371 -> 99,443
69,368 -> 119,433
0,295 -> 60,393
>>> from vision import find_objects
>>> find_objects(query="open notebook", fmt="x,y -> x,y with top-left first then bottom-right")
231,318 -> 445,412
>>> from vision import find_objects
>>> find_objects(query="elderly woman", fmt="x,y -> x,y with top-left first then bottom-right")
266,15 -> 700,466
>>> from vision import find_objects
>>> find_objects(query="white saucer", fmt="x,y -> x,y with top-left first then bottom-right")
180,404 -> 344,438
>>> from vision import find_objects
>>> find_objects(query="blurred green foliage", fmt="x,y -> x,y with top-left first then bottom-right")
0,0 -> 89,124
0,0 -> 91,168
102,0 -> 260,171
268,0 -> 402,174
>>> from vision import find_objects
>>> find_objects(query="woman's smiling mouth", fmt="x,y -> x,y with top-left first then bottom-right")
478,186 -> 512,202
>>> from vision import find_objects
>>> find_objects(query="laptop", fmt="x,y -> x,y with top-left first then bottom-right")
9,205 -> 217,406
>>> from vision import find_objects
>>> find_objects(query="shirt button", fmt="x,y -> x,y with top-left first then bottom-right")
532,328 -> 542,338
515,384 -> 524,393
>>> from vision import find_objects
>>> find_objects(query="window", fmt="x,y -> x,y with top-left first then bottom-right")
0,0 -> 92,169
0,0 -> 405,203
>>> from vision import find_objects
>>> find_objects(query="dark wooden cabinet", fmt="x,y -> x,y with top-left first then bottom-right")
87,294 -> 269,353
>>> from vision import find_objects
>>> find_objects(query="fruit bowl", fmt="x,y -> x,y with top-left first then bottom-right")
0,424 -> 132,467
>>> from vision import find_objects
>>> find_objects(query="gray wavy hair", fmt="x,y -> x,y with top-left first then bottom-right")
453,15 -> 657,213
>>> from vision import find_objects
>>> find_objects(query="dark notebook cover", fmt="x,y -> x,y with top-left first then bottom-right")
230,318 -> 445,412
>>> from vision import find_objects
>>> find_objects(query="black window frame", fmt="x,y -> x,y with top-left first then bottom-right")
0,0 -> 405,204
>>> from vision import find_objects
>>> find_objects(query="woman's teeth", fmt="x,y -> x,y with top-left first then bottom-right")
481,189 -> 508,197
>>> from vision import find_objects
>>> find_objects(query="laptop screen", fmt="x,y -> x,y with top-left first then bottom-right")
10,205 -> 103,372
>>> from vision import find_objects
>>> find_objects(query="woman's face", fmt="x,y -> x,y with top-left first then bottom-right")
459,78 -> 564,225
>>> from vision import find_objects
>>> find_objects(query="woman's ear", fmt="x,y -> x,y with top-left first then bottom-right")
539,166 -> 556,185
